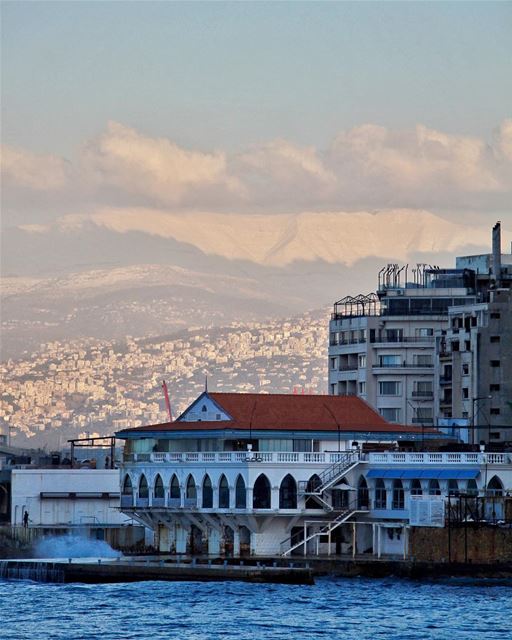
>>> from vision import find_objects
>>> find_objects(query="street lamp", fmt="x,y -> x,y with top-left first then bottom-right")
471,396 -> 492,447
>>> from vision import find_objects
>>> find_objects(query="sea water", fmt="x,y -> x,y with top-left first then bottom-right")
0,576 -> 510,639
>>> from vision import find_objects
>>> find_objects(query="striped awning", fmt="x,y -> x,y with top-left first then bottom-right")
366,468 -> 479,480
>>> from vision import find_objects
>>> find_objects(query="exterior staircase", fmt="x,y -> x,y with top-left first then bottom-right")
298,450 -> 362,497
280,502 -> 368,556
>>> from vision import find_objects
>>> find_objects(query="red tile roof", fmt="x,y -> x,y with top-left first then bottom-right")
118,392 -> 433,435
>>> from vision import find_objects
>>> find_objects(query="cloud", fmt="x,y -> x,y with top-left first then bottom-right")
2,119 -> 511,216
81,121 -> 244,206
0,145 -> 69,190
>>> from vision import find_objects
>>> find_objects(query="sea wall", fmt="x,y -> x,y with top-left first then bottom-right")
410,525 -> 512,564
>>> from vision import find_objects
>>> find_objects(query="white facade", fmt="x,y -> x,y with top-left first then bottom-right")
11,468 -> 127,527
120,445 -> 512,558
328,266 -> 477,426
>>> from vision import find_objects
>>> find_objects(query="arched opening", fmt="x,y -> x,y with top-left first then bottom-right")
239,525 -> 251,556
428,479 -> 441,496
170,474 -> 181,499
235,475 -> 246,509
253,474 -> 271,509
331,478 -> 349,510
487,476 -> 504,496
411,479 -> 423,496
202,475 -> 213,508
305,474 -> 322,509
219,475 -> 230,509
392,479 -> 404,509
122,475 -> 133,495
374,479 -> 386,509
138,475 -> 149,499
448,479 -> 459,496
154,474 -> 164,499
186,475 -> 197,506
357,476 -> 369,509
466,479 -> 478,496
279,474 -> 297,509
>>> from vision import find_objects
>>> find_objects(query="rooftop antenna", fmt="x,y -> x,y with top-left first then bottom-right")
161,380 -> 173,422
205,375 -> 208,393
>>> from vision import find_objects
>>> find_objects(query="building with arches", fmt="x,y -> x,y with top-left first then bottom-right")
117,391 -> 512,558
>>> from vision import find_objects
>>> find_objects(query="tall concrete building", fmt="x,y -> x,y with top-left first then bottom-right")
435,223 -> 512,445
328,222 -> 511,442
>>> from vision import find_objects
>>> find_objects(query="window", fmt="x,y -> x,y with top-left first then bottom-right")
138,475 -> 149,499
490,384 -> 500,392
379,408 -> 401,423
490,432 -> 501,440
416,407 -> 433,421
462,363 -> 469,375
486,476 -> 504,497
358,381 -> 366,395
202,405 -> 207,412
448,479 -> 459,496
386,329 -> 403,342
154,475 -> 164,499
202,476 -> 213,508
428,479 -> 441,496
379,381 -> 401,396
452,341 -> 460,352
416,328 -> 434,337
330,383 -> 336,395
186,475 -> 197,500
170,475 -> 181,500
330,357 -> 337,370
465,341 -> 471,351
122,475 -> 133,495
411,479 -> 422,496
466,479 -> 478,496
219,475 -> 230,508
414,381 -> 433,397
253,474 -> 271,509
490,360 -> 501,368
414,354 -> 432,366
358,354 -> 367,368
379,355 -> 401,367
235,476 -> 246,509
490,312 -> 501,319
374,479 -> 387,509
392,479 -> 404,509
490,408 -> 500,416
490,336 -> 500,343
279,474 -> 297,509
462,388 -> 469,399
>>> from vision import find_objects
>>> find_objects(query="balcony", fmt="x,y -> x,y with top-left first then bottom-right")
411,418 -> 434,425
368,452 -> 509,465
439,376 -> 452,385
412,391 -> 434,398
370,336 -> 435,345
125,451 -> 354,465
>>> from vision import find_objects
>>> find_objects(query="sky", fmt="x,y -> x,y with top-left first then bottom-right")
1,1 -> 511,269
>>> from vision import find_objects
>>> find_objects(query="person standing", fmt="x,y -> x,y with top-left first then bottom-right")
23,510 -> 29,528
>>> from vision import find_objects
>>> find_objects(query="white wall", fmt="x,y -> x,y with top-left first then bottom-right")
11,469 -> 127,526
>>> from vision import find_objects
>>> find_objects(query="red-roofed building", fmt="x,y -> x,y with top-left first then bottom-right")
115,389 -> 503,559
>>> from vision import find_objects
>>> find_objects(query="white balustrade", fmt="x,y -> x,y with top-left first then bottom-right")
127,450 -> 508,466
367,452 -> 508,465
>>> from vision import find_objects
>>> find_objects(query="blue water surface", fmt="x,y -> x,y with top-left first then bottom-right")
1,577 -> 511,639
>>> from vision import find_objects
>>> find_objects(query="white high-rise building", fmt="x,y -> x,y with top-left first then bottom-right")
328,265 -> 478,427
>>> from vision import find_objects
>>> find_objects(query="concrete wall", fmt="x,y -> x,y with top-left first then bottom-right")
11,469 -> 127,526
410,525 -> 512,563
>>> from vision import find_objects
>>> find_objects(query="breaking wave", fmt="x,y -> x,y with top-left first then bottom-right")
33,534 -> 121,559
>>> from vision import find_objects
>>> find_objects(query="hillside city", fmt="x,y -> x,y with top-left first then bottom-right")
0,309 -> 328,448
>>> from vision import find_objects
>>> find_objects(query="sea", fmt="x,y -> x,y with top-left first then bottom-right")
1,574 -> 511,640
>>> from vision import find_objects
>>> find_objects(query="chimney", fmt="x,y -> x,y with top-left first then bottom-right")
492,221 -> 501,285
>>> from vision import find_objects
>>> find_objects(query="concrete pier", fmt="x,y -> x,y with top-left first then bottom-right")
0,557 -> 315,585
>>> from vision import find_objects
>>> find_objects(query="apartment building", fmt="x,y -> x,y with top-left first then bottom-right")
328,265 -> 477,427
435,225 -> 512,445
